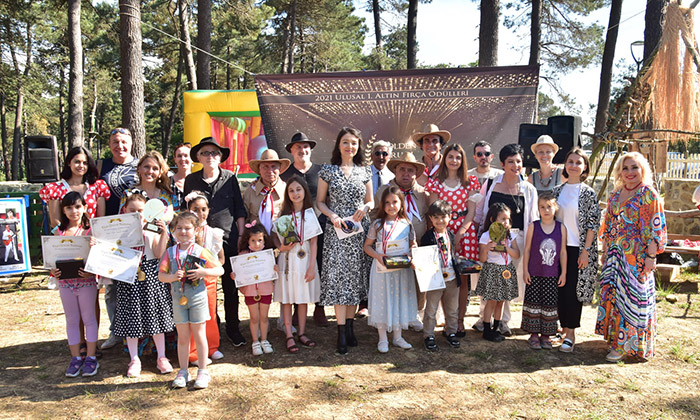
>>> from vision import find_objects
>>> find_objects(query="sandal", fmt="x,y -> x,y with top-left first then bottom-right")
298,334 -> 316,348
528,335 -> 542,350
286,336 -> 299,353
540,336 -> 553,350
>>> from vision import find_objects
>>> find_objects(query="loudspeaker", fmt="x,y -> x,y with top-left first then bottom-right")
518,123 -> 548,168
25,135 -> 59,183
547,115 -> 582,164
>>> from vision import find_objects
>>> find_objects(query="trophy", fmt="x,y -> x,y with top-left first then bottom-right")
489,222 -> 507,252
142,199 -> 173,233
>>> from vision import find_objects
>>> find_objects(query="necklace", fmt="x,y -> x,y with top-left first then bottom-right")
505,180 -> 522,214
624,182 -> 642,191
538,170 -> 554,188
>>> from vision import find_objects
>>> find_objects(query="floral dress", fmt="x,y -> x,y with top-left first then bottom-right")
319,164 -> 371,306
39,179 -> 111,219
595,186 -> 666,359
425,176 -> 480,260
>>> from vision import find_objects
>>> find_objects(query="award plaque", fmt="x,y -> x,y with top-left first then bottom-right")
455,257 -> 482,274
489,222 -> 507,252
382,255 -> 412,269
143,199 -> 167,233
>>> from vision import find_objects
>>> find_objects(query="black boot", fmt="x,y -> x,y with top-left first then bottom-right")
345,318 -> 358,347
482,322 -> 492,341
491,320 -> 506,343
337,324 -> 348,354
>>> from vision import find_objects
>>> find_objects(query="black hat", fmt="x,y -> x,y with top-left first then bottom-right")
285,132 -> 317,153
190,137 -> 230,163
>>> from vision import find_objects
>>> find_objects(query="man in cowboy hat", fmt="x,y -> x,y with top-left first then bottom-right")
243,149 -> 290,232
370,140 -> 395,196
413,123 -> 451,186
185,136 -> 248,347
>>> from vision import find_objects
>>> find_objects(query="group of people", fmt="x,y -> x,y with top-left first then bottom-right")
41,123 -> 667,387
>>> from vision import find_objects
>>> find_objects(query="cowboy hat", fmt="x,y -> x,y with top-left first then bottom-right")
411,123 -> 451,145
386,151 -> 426,174
249,149 -> 291,174
531,135 -> 559,155
285,132 -> 317,153
190,137 -> 230,163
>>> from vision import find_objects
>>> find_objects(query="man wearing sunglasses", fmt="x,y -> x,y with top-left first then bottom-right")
467,141 -> 503,188
370,140 -> 394,196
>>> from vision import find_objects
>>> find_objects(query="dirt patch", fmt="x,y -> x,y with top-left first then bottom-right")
1,272 -> 699,420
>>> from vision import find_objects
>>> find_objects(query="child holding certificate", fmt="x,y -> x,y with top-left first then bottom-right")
159,212 -> 223,389
273,176 -> 320,353
363,187 -> 418,354
419,200 -> 462,352
232,222 -> 277,356
476,203 -> 520,343
113,192 -> 174,378
49,191 -> 99,377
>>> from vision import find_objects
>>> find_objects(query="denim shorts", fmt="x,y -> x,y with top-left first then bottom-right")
172,281 -> 210,324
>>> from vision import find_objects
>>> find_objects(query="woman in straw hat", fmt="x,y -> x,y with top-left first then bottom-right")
527,135 -> 566,195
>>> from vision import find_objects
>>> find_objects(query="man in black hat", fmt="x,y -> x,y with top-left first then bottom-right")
184,137 -> 248,346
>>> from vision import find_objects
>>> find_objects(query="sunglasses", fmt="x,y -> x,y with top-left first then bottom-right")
199,150 -> 222,157
476,151 -> 492,158
110,128 -> 131,136
374,151 -> 389,157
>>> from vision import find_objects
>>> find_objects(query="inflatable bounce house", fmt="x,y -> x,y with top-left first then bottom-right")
183,89 -> 267,178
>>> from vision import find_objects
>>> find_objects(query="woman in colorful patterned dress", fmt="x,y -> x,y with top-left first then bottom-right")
596,152 -> 666,362
425,143 -> 480,336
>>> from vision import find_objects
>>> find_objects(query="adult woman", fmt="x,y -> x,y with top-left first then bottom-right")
596,152 -> 666,362
551,148 -> 600,353
425,144 -> 480,335
40,146 -> 111,228
170,143 -> 192,211
527,135 -> 566,195
414,124 -> 450,186
316,127 -> 373,355
119,151 -> 176,212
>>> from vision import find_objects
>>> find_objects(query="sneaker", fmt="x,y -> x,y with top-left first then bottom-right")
409,319 -> 424,332
559,339 -> 574,353
472,320 -> 484,332
211,350 -> 224,360
498,322 -> 513,337
100,335 -> 121,350
392,337 -> 413,350
172,369 -> 189,388
126,358 -> 141,378
261,340 -> 274,354
65,357 -> 83,377
251,341 -> 263,356
445,333 -> 461,348
226,329 -> 247,347
424,336 -> 438,352
355,308 -> 369,319
606,349 -> 623,362
455,330 -> 467,338
193,369 -> 211,389
377,340 -> 389,353
82,356 -> 99,377
191,358 -> 212,367
157,357 -> 173,374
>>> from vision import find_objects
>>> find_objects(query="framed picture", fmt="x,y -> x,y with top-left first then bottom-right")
0,198 -> 31,276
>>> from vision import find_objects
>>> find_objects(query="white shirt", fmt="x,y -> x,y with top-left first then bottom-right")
479,232 -> 510,265
371,165 -> 395,196
556,183 -> 581,247
467,167 -> 504,186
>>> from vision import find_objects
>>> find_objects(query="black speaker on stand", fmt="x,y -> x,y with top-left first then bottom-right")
25,135 -> 59,183
547,115 -> 582,164
518,123 -> 548,169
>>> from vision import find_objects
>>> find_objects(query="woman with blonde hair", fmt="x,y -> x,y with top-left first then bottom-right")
119,151 -> 176,212
596,151 -> 666,362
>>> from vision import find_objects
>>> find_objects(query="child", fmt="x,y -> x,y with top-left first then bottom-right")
363,186 -> 418,353
112,192 -> 174,378
232,222 -> 277,356
273,176 -> 320,353
420,200 -> 462,351
521,192 -> 567,350
185,191 -> 225,364
159,212 -> 223,389
49,191 -> 99,377
476,202 -> 520,342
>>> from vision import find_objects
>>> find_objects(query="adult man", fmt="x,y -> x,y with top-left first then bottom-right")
414,124 -> 450,186
99,127 -> 138,350
369,140 -> 394,196
184,137 -> 248,346
243,149 -> 289,231
467,141 -> 503,187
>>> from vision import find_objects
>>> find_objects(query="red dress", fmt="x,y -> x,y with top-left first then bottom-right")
425,176 -> 480,260
39,179 -> 111,219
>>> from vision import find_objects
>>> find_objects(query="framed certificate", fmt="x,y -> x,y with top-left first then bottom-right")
411,245 -> 446,292
230,249 -> 278,288
84,240 -> 143,284
274,208 -> 323,245
41,235 -> 91,269
0,198 -> 31,276
90,213 -> 144,248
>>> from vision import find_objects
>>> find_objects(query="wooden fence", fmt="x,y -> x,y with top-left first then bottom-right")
593,152 -> 700,179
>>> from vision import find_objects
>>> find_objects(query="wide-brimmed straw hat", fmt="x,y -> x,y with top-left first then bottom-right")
411,123 -> 451,145
531,135 -> 559,155
285,132 -> 317,153
387,152 -> 426,174
190,137 -> 230,163
249,149 -> 291,174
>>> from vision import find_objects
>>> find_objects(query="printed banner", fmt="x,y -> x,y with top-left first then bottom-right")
254,66 -> 539,163
0,198 -> 31,276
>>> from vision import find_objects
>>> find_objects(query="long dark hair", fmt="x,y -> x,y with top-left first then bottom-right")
238,223 -> 274,253
436,144 -> 470,188
330,127 -> 364,166
60,146 -> 99,184
374,186 -> 408,222
59,191 -> 90,231
481,202 -> 511,240
280,175 -> 314,217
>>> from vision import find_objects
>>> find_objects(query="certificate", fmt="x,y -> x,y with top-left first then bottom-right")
274,208 -> 323,244
333,216 -> 364,240
90,213 -> 144,248
41,235 -> 91,269
412,245 -> 446,292
84,240 -> 143,284
230,249 -> 278,288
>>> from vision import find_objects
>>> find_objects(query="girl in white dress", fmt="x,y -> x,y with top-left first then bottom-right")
363,187 -> 418,353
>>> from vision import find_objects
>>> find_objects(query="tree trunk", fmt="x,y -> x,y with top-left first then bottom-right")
178,0 -> 197,90
0,91 -> 8,180
281,15 -> 290,73
58,68 -> 66,159
119,0 -> 146,158
594,0 -> 623,137
226,46 -> 231,90
68,0 -> 84,148
11,90 -> 23,180
286,0 -> 297,74
372,0 -> 383,70
163,52 -> 183,159
479,0 -> 499,67
89,77 -> 98,153
407,0 -> 418,69
644,0 -> 667,62
196,0 -> 211,89
529,0 -> 541,66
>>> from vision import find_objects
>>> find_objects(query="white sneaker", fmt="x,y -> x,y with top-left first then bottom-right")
190,358 -> 212,367
100,335 -> 121,350
606,349 -> 623,362
261,340 -> 274,354
377,340 -> 389,353
409,317 -> 424,332
498,322 -> 512,337
251,341 -> 263,356
211,350 -> 224,360
392,337 -> 413,350
472,320 -> 484,332
276,317 -> 297,334
193,369 -> 210,389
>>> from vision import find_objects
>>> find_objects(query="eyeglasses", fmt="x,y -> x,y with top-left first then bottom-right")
476,151 -> 492,158
199,150 -> 222,157
374,151 -> 389,157
110,128 -> 131,136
